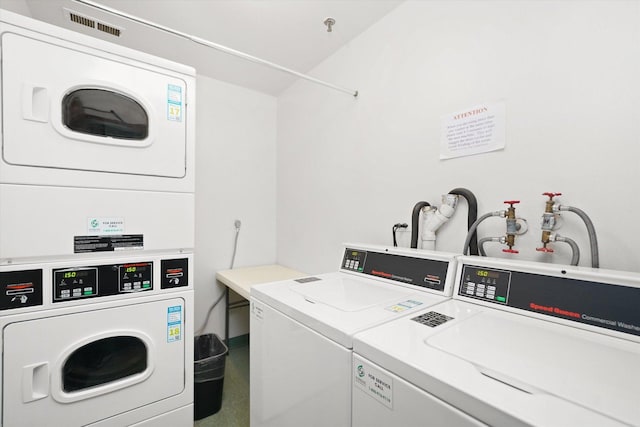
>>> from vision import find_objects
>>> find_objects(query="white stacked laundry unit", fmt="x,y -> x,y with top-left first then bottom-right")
0,9 -> 196,426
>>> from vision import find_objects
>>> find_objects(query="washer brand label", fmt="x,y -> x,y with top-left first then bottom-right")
87,217 -> 125,235
167,305 -> 182,342
167,84 -> 182,122
354,358 -> 393,409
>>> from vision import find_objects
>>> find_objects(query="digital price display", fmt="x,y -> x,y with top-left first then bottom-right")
459,265 -> 512,304
53,267 -> 98,301
119,262 -> 152,292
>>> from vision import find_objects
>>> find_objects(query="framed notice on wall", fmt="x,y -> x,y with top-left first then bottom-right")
440,101 -> 506,160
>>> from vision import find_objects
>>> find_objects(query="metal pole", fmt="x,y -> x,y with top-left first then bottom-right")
74,0 -> 359,97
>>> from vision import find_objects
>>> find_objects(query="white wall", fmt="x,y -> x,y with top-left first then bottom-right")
1,0 -> 30,15
195,75 -> 277,338
277,0 -> 640,274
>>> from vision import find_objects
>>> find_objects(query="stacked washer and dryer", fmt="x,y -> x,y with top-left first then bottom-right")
0,9 -> 195,426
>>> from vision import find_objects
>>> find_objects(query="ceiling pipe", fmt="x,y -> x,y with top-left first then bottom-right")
74,0 -> 359,97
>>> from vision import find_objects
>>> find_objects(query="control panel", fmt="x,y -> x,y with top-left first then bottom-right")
53,261 -> 153,302
459,265 -> 511,304
457,263 -> 640,338
341,248 -> 450,292
54,267 -> 98,299
342,249 -> 366,272
0,269 -> 43,310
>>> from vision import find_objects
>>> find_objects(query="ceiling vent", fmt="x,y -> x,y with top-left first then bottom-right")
64,8 -> 123,37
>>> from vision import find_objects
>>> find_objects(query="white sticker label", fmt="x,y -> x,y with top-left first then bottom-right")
354,357 -> 393,409
87,217 -> 125,235
250,300 -> 264,321
167,305 -> 182,342
167,84 -> 183,122
385,299 -> 423,313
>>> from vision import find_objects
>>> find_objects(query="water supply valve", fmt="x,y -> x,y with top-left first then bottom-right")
502,200 -> 520,253
537,192 -> 562,253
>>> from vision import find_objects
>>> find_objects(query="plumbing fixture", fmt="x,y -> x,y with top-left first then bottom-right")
537,192 -> 560,253
463,200 -> 528,255
409,188 -> 478,254
503,200 -> 520,253
323,17 -> 336,32
536,192 -> 599,267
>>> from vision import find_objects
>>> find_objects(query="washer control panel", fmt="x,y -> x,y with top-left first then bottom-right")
341,247 -> 450,292
457,262 -> 640,338
342,249 -> 367,272
459,265 -> 511,304
53,261 -> 153,302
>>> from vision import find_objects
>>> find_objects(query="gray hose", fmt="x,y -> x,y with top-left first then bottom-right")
196,224 -> 242,335
555,235 -> 580,266
463,212 -> 501,255
562,206 -> 599,268
478,237 -> 499,256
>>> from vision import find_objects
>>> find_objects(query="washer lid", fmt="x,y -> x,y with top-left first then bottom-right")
251,272 -> 447,348
353,299 -> 638,427
290,275 -> 409,312
427,310 -> 640,426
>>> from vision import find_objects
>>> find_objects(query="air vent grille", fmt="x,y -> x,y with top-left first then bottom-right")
97,22 -> 121,37
65,8 -> 123,38
69,12 -> 95,29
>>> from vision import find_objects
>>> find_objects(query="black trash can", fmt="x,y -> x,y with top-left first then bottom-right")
194,333 -> 229,420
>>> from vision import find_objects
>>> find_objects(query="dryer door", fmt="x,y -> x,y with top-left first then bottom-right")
2,297 -> 187,426
1,32 -> 188,178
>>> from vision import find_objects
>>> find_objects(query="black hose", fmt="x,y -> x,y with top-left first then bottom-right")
410,201 -> 431,248
448,188 -> 479,255
392,223 -> 408,247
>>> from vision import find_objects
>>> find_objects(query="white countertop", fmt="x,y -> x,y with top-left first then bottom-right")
216,264 -> 307,300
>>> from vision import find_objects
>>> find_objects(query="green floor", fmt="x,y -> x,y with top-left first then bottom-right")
194,335 -> 250,427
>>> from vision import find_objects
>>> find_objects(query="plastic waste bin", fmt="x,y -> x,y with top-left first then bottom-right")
194,333 -> 229,420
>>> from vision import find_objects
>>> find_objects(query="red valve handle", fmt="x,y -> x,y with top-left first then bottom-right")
503,200 -> 520,205
502,249 -> 519,254
536,247 -> 555,253
542,192 -> 562,200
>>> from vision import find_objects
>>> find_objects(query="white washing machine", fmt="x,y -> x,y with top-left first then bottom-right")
352,256 -> 640,427
0,253 -> 194,426
250,244 -> 458,426
0,9 -> 196,263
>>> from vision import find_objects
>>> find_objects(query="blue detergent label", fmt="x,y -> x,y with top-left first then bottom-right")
167,84 -> 182,122
167,305 -> 182,342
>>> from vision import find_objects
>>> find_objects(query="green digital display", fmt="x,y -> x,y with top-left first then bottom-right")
126,266 -> 137,273
64,271 -> 77,279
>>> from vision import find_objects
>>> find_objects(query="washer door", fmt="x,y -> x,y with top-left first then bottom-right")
2,297 -> 186,426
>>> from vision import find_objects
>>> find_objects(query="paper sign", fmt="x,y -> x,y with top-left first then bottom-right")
440,101 -> 505,159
